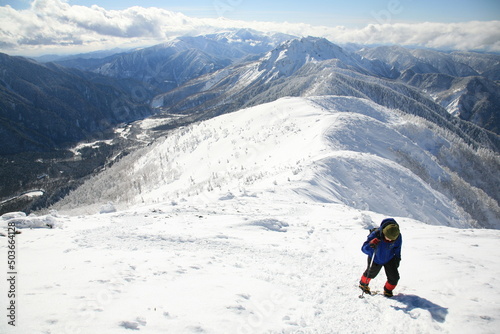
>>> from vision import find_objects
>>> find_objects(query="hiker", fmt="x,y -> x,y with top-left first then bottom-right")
359,218 -> 402,297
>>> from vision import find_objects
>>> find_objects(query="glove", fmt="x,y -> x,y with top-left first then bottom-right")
369,238 -> 380,248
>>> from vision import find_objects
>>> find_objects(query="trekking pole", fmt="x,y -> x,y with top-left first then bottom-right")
359,247 -> 377,299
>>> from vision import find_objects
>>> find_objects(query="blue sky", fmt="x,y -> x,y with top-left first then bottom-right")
3,0 -> 500,27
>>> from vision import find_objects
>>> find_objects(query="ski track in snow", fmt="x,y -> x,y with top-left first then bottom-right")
1,95 -> 499,333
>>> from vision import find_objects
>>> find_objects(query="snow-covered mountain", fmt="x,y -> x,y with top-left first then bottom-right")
2,26 -> 500,333
358,46 -> 500,133
400,71 -> 500,133
151,37 -> 422,112
152,37 -> 499,151
450,51 -> 500,81
0,30 -> 294,213
53,96 -> 500,228
2,34 -> 499,222
55,29 -> 295,93
92,42 -> 231,93
256,37 -> 391,79
3,95 -> 499,334
358,45 -> 480,77
52,33 -> 499,135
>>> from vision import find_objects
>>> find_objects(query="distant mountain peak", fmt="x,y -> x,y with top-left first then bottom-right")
259,37 -> 353,77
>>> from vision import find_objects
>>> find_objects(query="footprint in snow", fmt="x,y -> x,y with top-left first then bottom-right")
119,321 -> 140,330
227,304 -> 246,314
249,219 -> 289,232
119,317 -> 147,330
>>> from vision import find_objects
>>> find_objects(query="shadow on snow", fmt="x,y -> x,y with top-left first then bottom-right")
392,294 -> 448,323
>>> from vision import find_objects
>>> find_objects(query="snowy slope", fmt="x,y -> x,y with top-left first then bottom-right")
2,180 -> 500,333
151,37 -> 500,162
2,96 -> 500,333
258,37 -> 366,79
358,46 -> 479,77
52,96 -> 499,227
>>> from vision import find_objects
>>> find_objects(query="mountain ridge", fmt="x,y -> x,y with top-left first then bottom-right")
51,95 -> 500,228
53,29 -> 295,93
1,32 -> 499,218
152,37 -> 500,152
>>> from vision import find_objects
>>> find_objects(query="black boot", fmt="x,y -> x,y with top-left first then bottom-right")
383,288 -> 394,298
359,282 -> 371,295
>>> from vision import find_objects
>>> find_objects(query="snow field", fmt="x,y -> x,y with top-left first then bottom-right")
2,191 -> 500,333
2,95 -> 499,333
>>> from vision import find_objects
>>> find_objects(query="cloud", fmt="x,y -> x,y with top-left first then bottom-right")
339,21 -> 500,52
1,0 -> 499,55
0,0 -> 196,54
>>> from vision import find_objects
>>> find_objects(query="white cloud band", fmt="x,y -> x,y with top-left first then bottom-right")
1,0 -> 499,55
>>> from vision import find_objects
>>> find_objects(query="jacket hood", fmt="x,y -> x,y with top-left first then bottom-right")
379,218 -> 398,230
379,218 -> 400,239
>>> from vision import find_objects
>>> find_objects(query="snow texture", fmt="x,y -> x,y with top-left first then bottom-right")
1,96 -> 499,333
